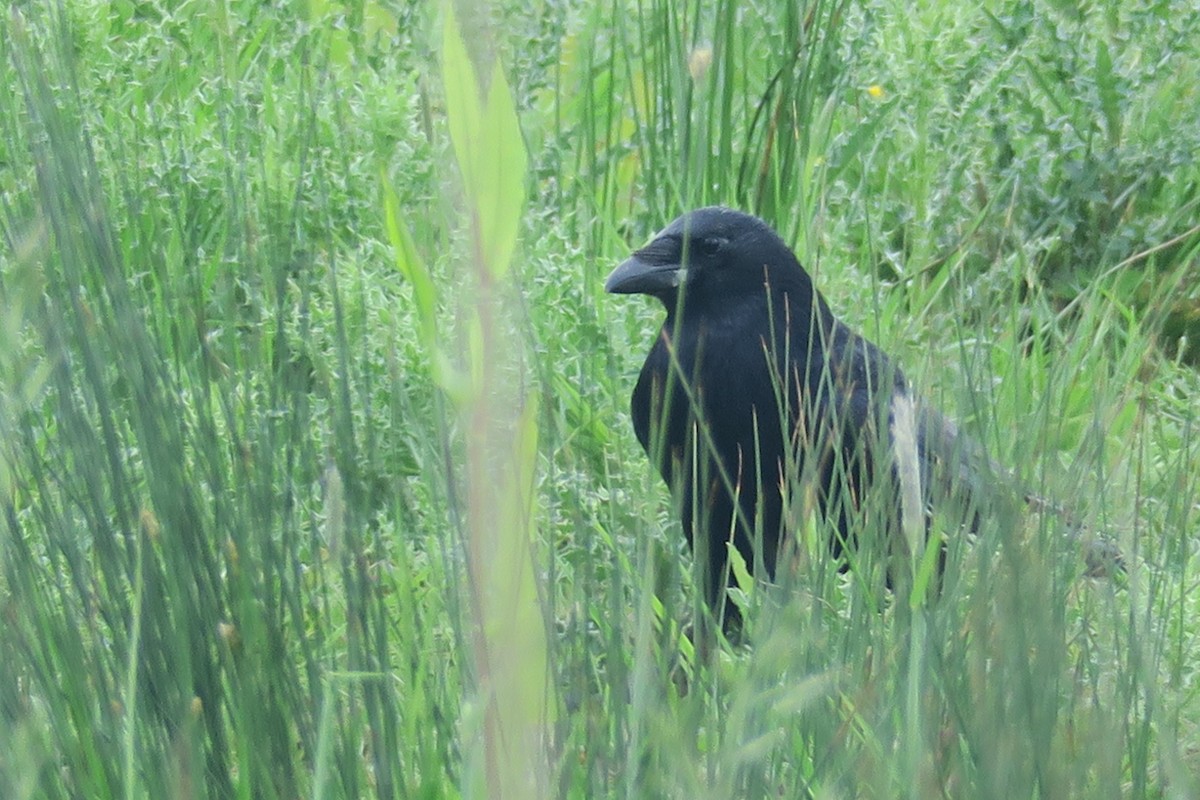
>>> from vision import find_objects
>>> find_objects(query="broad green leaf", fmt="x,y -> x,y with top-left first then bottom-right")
441,2 -> 527,279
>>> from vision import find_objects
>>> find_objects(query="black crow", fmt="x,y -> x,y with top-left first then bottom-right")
606,207 -> 1113,630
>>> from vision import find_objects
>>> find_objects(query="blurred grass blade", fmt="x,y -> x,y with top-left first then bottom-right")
477,398 -> 551,796
440,2 -> 548,797
1095,38 -> 1122,148
384,178 -> 438,345
383,177 -> 468,399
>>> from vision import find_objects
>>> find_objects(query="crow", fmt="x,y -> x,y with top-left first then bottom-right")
606,206 -> 1115,630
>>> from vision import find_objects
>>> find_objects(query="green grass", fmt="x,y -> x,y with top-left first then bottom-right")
1,0 -> 1198,797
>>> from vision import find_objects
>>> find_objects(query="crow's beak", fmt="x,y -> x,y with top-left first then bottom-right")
605,237 -> 685,295
604,257 -> 684,294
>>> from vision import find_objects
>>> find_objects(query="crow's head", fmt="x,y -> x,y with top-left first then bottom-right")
604,207 -> 813,312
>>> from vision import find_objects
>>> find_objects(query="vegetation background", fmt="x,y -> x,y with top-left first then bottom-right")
1,0 -> 1198,797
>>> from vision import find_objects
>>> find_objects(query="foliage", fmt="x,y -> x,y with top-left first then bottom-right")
1,0 -> 1197,797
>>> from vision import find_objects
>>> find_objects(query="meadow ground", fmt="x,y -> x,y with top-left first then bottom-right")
2,2 -> 1198,797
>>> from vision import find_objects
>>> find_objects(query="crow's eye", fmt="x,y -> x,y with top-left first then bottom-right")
696,236 -> 725,257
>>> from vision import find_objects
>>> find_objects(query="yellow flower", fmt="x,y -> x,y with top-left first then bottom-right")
867,84 -> 885,99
